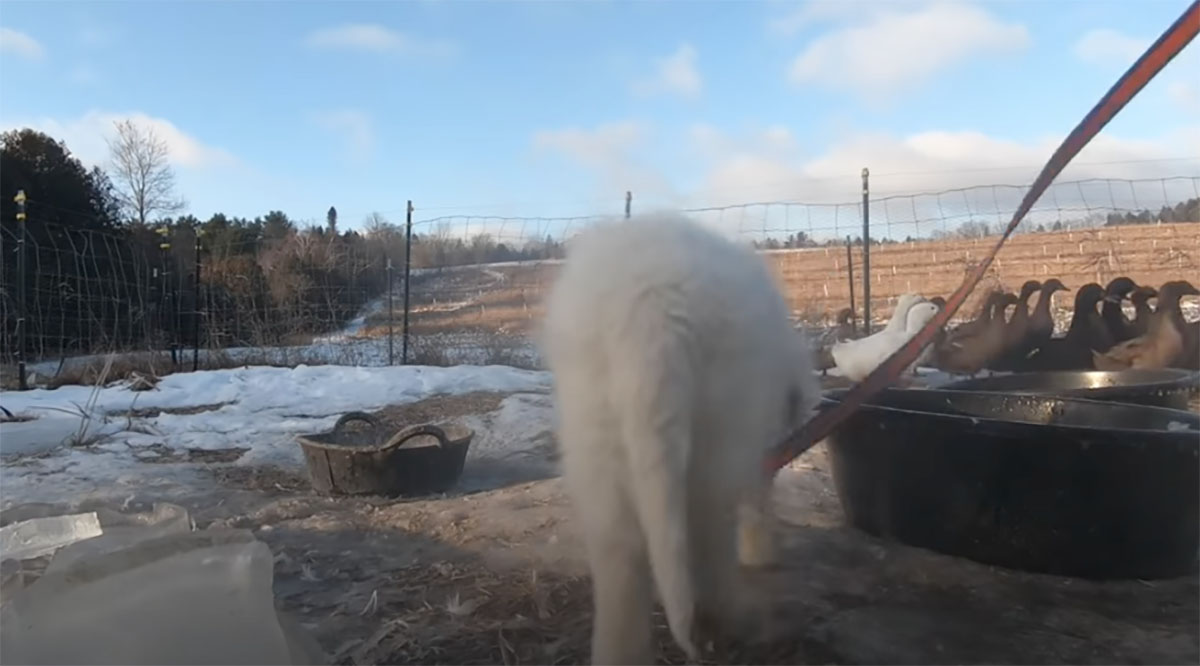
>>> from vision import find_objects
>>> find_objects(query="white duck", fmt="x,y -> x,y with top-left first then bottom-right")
831,294 -> 940,382
910,298 -> 943,373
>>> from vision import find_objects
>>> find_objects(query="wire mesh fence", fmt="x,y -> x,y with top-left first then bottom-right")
2,176 -> 1197,388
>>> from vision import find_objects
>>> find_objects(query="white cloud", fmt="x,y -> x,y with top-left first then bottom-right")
530,119 -> 1200,238
1073,28 -> 1148,68
304,23 -> 456,58
532,121 -> 681,204
767,2 -> 852,36
0,110 -> 235,169
309,109 -> 375,164
694,126 -> 1200,206
631,44 -> 703,98
0,27 -> 45,60
689,122 -> 797,162
693,126 -> 1200,238
787,2 -> 1030,102
767,0 -> 924,36
533,121 -> 645,170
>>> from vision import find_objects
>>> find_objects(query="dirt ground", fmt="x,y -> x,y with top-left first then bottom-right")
5,389 -> 1198,665
197,392 -> 1199,665
181,446 -> 1200,666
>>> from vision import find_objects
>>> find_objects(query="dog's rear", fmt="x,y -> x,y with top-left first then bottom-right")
542,213 -> 820,664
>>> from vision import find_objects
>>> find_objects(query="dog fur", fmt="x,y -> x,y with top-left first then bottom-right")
540,212 -> 821,664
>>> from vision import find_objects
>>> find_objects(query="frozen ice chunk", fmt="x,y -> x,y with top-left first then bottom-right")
1,529 -> 313,665
0,512 -> 102,562
45,503 -> 192,575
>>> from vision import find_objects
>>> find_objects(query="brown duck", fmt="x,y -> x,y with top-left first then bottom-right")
991,280 -> 1041,370
1019,282 -> 1111,371
1101,276 -> 1139,344
814,307 -> 859,372
1001,278 -> 1068,370
1070,282 -> 1117,354
944,290 -> 1007,341
1092,280 -> 1200,370
1181,318 -> 1199,371
936,291 -> 1018,375
1127,285 -> 1158,339
833,307 -> 857,342
1025,278 -> 1069,350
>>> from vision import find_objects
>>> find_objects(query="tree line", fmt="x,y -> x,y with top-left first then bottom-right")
1104,198 -> 1199,226
0,127 -> 563,361
751,230 -> 904,250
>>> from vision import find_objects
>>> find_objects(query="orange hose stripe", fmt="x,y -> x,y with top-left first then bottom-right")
765,0 -> 1200,474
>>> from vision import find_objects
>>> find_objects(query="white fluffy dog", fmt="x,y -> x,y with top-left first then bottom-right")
540,212 -> 821,664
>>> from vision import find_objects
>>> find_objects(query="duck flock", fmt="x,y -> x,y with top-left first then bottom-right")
816,276 -> 1200,382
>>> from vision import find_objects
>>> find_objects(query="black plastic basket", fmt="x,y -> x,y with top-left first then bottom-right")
296,412 -> 473,497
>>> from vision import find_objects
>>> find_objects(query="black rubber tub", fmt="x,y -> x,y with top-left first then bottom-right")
940,369 -> 1200,410
820,387 -> 1200,580
296,412 -> 473,497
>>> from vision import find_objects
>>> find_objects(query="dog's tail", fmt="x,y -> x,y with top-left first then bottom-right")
611,307 -> 701,660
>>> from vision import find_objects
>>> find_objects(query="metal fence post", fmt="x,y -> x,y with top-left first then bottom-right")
386,255 -> 394,365
401,200 -> 414,365
192,230 -> 201,372
845,236 -> 857,337
625,191 -> 632,219
861,167 -> 871,336
156,226 -> 175,367
14,189 -> 28,390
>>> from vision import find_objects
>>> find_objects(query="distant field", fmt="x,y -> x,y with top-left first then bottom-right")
766,222 -> 1199,322
395,223 -> 1200,339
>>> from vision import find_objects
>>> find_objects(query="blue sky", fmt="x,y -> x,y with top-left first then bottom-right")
1,0 -> 1197,237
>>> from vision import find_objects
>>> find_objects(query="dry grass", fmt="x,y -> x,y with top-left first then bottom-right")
363,288 -> 547,339
370,391 -> 510,427
1,345 -> 378,391
1,351 -> 241,391
766,222 -> 1199,322
19,354 -> 175,390
335,560 -> 815,666
333,562 -> 597,666
407,339 -> 455,367
401,334 -> 537,369
208,465 -> 311,493
399,223 -> 1199,336
127,443 -> 250,464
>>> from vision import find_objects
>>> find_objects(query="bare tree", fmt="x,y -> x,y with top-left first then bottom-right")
955,220 -> 993,239
363,211 -> 391,236
106,119 -> 187,225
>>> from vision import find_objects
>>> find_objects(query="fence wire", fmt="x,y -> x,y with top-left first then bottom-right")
1,176 -> 1197,387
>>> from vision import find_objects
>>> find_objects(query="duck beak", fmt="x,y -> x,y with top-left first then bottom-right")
1103,294 -> 1121,303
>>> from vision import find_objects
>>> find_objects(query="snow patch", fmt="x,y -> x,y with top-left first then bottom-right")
1,364 -> 554,510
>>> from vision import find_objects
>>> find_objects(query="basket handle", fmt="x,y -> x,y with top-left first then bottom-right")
332,411 -> 380,434
380,424 -> 451,451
